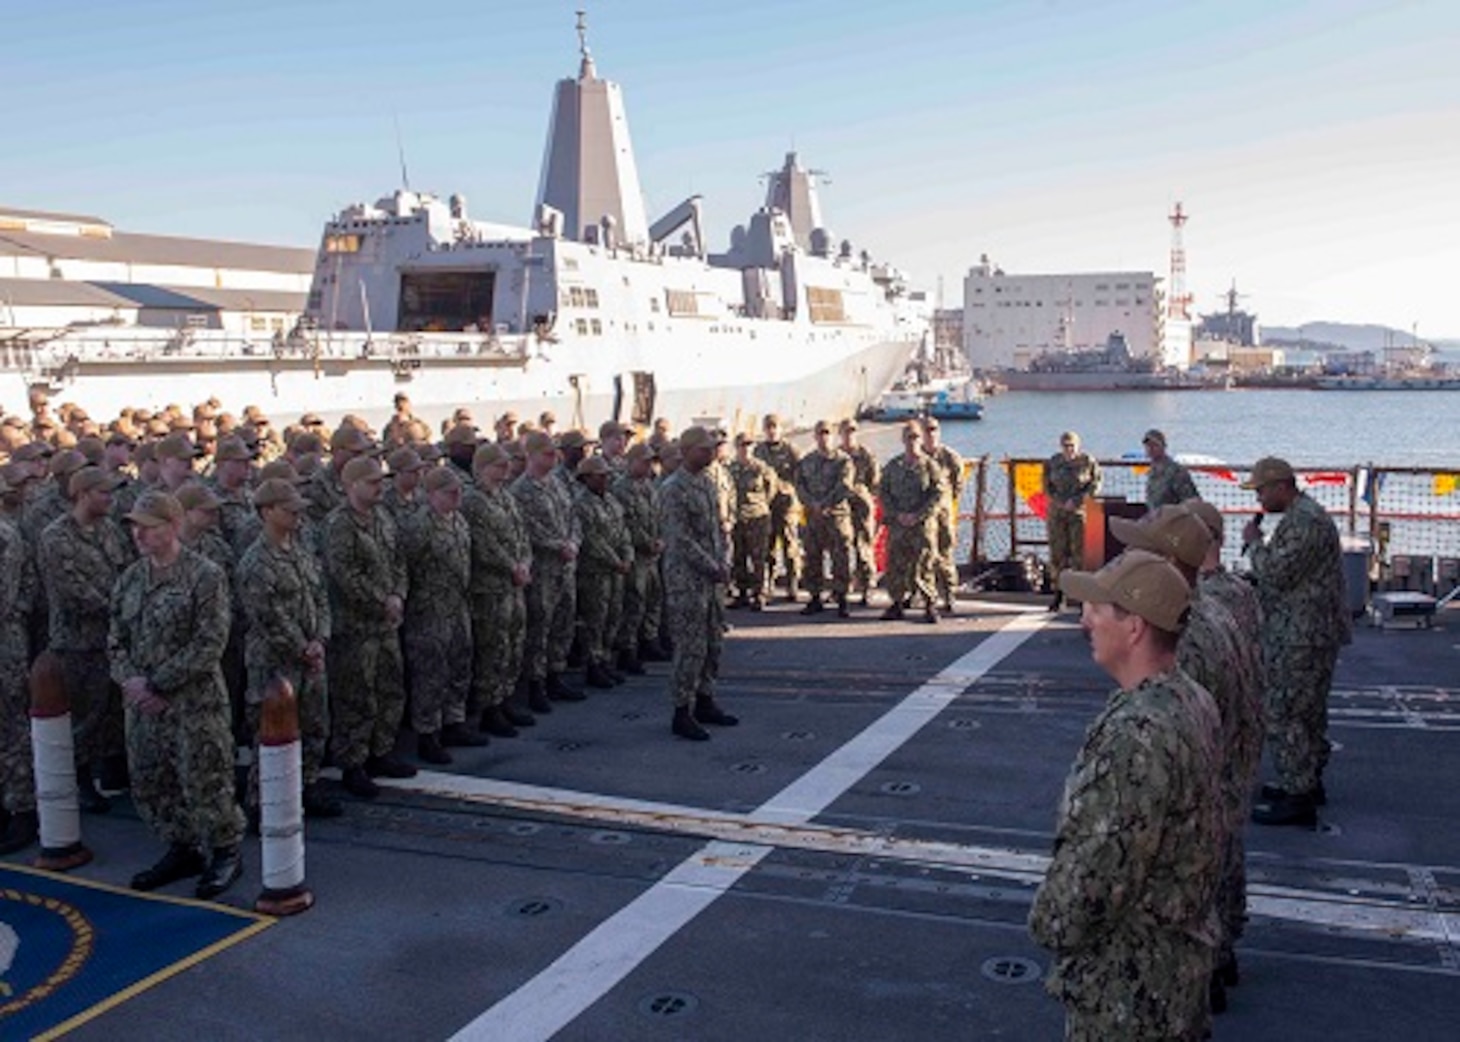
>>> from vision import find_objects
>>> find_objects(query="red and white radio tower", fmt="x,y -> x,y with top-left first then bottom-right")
1167,202 -> 1193,321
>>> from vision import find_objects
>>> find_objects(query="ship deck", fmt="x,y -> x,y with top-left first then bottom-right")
15,596 -> 1460,1041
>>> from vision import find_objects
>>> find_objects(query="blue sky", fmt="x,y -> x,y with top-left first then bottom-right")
6,0 -> 1457,334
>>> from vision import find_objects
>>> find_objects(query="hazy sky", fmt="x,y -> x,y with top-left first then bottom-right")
7,0 -> 1457,334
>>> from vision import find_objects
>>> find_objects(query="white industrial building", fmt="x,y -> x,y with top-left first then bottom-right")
961,256 -> 1188,369
0,206 -> 313,338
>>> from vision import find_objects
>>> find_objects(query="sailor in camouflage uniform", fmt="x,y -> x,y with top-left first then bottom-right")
658,426 -> 739,741
573,456 -> 634,689
0,480 -> 38,854
512,431 -> 584,707
920,418 -> 965,613
1043,431 -> 1101,610
1243,457 -> 1350,827
109,490 -> 246,899
236,478 -> 340,819
728,433 -> 774,609
877,425 -> 941,623
838,419 -> 880,604
1032,550 -> 1224,1042
463,443 -> 535,733
40,465 -> 132,811
323,455 -> 414,798
753,414 -> 802,601
1185,497 -> 1265,996
1143,428 -> 1199,511
24,447 -> 87,661
209,435 -> 258,556
178,481 -> 247,740
795,421 -> 855,617
307,424 -> 376,525
611,442 -> 665,668
401,466 -> 483,763
1113,503 -> 1260,1016
384,445 -> 428,526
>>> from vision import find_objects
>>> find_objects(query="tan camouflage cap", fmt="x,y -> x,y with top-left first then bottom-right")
421,466 -> 462,494
50,448 -> 88,478
1182,498 -> 1225,543
127,490 -> 185,528
176,481 -> 222,512
598,420 -> 630,440
522,431 -> 555,455
253,478 -> 306,511
257,459 -> 305,484
575,455 -> 611,477
13,442 -> 53,463
1059,549 -> 1191,632
75,436 -> 106,465
1110,504 -> 1212,570
443,423 -> 480,449
68,466 -> 122,497
329,425 -> 375,453
340,455 -> 383,487
473,443 -> 508,470
387,446 -> 427,473
1241,457 -> 1296,490
1142,428 -> 1167,448
556,429 -> 595,451
155,431 -> 201,462
679,426 -> 714,451
214,436 -> 257,463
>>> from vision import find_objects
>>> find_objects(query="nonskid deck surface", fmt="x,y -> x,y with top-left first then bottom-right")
33,600 -> 1460,1041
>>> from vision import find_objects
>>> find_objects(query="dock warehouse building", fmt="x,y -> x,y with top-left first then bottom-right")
0,206 -> 312,338
961,255 -> 1188,370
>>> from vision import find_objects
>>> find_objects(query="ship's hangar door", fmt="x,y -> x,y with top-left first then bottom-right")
613,371 -> 656,427
397,271 -> 495,333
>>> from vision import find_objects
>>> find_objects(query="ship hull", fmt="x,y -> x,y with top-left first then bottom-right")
3,329 -> 916,432
999,370 -> 1211,392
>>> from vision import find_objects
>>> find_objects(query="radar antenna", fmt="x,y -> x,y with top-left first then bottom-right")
576,9 -> 590,61
393,113 -> 411,192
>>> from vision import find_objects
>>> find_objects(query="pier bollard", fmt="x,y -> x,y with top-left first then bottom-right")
29,650 -> 93,872
255,676 -> 314,916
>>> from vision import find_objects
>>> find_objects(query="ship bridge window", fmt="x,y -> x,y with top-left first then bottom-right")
396,271 -> 495,333
584,287 -> 600,308
806,287 -> 846,324
325,234 -> 362,254
567,286 -> 585,307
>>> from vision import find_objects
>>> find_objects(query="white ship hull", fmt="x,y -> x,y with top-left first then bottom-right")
3,325 -> 916,432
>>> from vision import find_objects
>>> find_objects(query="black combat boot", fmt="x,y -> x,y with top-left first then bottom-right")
503,697 -> 537,727
76,765 -> 111,814
441,722 -> 489,748
341,765 -> 380,799
480,705 -> 520,738
693,695 -> 739,727
302,783 -> 344,819
640,637 -> 671,662
527,679 -> 553,714
800,595 -> 825,616
131,843 -> 206,891
604,662 -> 627,684
0,810 -> 39,855
731,591 -> 750,609
749,593 -> 765,612
546,672 -> 586,702
941,596 -> 958,616
366,753 -> 418,779
880,603 -> 905,621
1251,791 -> 1317,827
922,600 -> 939,624
1262,781 -> 1326,806
835,594 -> 850,618
672,706 -> 709,741
196,844 -> 243,900
617,648 -> 646,675
585,662 -> 615,690
416,732 -> 453,766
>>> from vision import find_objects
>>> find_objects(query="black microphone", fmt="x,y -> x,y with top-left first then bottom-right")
1253,510 -> 1264,531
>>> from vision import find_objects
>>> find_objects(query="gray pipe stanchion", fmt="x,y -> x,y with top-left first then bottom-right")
254,676 -> 314,916
29,650 -> 93,871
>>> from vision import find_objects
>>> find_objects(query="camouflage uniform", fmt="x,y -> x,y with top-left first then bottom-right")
237,532 -> 332,790
39,511 -> 131,773
1197,568 -> 1265,977
382,484 -> 421,529
305,464 -> 347,526
323,503 -> 407,768
22,481 -> 71,657
183,524 -> 245,739
727,456 -> 774,600
574,485 -> 633,670
795,448 -> 855,599
611,468 -> 662,654
548,466 -> 583,673
212,483 -> 256,557
1043,452 -> 1101,581
0,518 -> 35,816
926,444 -> 966,603
844,444 -> 881,595
462,483 -> 529,715
658,467 -> 725,708
400,505 -> 472,733
877,453 -> 941,606
753,438 -> 802,594
108,549 -> 245,851
1248,492 -> 1349,796
512,471 -> 577,682
1029,669 -> 1224,1042
1145,458 -> 1199,511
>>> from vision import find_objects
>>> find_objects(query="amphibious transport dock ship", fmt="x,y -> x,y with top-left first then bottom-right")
3,18 -> 922,429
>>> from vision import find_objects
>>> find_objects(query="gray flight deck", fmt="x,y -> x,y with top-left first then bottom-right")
20,596 -> 1460,1041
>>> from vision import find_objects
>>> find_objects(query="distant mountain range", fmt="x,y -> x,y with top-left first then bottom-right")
1263,321 -> 1458,354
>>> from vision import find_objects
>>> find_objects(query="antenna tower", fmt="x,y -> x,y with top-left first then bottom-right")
1167,202 -> 1191,320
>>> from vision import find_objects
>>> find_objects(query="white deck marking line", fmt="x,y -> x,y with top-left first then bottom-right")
395,774 -> 1460,949
445,610 -> 1050,1041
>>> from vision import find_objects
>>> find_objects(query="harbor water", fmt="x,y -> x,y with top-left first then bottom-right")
930,389 -> 1460,467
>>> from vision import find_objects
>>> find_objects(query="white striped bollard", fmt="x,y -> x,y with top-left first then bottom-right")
254,676 -> 314,916
29,650 -> 93,871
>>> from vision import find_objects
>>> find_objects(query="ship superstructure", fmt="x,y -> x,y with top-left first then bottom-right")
4,15 -> 920,430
